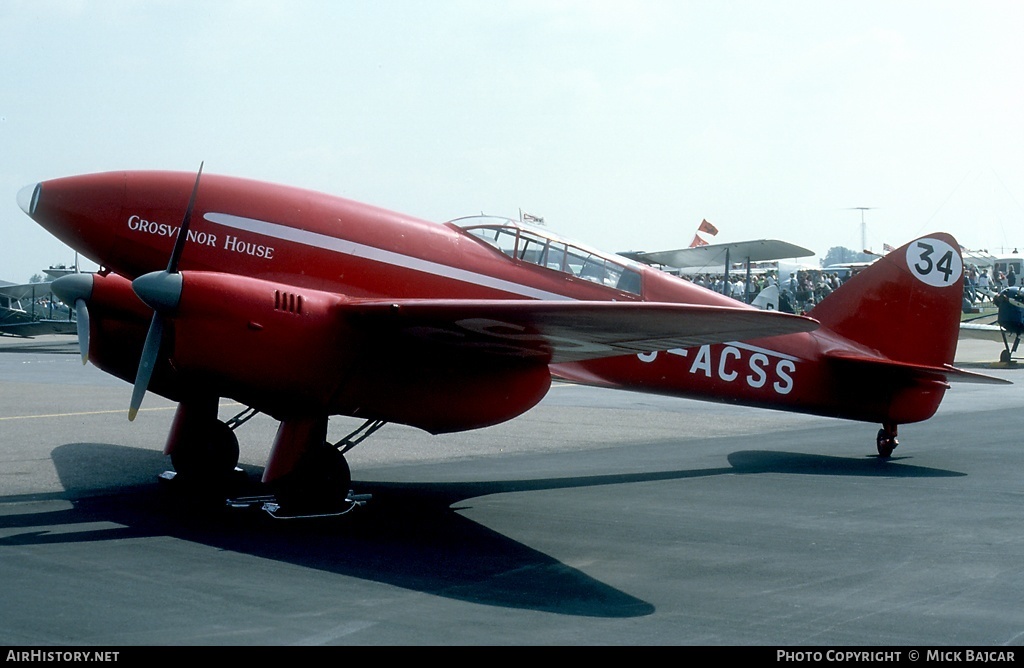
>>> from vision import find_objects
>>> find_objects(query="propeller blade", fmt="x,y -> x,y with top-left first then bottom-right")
129,312 -> 164,422
128,161 -> 202,421
50,273 -> 94,366
166,162 -> 204,274
74,298 -> 90,364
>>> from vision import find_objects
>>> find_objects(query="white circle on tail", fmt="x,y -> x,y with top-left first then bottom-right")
906,238 -> 963,288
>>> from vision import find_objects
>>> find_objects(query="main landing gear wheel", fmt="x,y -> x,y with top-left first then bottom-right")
170,419 -> 240,488
169,418 -> 245,506
876,424 -> 899,458
271,444 -> 352,516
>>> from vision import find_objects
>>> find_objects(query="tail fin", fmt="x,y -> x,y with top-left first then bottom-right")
809,233 -> 963,368
751,284 -> 779,311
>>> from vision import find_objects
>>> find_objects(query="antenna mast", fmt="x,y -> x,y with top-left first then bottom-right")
849,207 -> 875,252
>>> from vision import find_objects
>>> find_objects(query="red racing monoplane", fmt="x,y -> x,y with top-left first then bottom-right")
16,167 -> 1007,513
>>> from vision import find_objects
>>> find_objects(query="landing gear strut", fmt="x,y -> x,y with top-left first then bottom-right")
876,423 -> 899,458
163,404 -> 382,517
261,417 -> 385,518
999,329 -> 1020,364
160,400 -> 244,500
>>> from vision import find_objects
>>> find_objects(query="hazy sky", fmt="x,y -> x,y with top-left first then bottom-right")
2,0 -> 1021,283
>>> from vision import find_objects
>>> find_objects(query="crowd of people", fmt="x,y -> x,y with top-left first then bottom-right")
964,264 -> 1017,306
685,268 -> 860,314
682,259 -> 1019,316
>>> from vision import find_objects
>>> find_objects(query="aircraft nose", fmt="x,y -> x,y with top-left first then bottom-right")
15,172 -> 127,271
17,183 -> 41,217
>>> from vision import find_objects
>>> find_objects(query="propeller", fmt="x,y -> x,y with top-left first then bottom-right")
74,297 -> 90,364
50,272 -> 94,365
128,162 -> 203,421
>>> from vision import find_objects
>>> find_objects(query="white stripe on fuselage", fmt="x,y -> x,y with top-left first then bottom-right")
204,211 -> 573,301
668,341 -> 801,363
203,211 -> 798,361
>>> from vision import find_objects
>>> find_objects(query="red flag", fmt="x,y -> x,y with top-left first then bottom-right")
698,219 -> 719,236
883,243 -> 894,253
690,234 -> 708,248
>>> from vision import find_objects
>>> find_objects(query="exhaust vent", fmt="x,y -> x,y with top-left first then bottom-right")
274,290 -> 304,314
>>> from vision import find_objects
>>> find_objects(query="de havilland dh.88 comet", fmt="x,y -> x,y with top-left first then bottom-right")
15,165 -> 1008,516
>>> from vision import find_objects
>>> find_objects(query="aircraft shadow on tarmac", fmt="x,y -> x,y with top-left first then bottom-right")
0,441 -> 964,619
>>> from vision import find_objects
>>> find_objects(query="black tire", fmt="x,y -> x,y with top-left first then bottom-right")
876,429 -> 896,458
171,420 -> 240,479
272,445 -> 351,513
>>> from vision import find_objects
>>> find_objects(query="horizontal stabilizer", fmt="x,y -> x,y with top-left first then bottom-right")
959,322 -> 1006,343
825,350 -> 1010,385
344,299 -> 818,364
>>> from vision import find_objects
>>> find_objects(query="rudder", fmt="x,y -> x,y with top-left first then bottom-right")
809,233 -> 964,368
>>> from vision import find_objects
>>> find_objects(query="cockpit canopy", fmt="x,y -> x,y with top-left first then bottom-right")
450,216 -> 643,296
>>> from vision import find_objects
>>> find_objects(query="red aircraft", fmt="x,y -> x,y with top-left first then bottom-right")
16,167 -> 1007,513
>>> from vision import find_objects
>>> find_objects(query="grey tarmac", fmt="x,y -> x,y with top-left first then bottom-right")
0,336 -> 1021,646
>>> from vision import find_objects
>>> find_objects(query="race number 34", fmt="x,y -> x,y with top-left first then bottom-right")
907,238 -> 962,287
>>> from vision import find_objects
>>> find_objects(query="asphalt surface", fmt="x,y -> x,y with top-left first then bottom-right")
0,335 -> 1022,646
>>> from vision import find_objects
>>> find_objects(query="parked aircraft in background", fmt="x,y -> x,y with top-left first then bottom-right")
960,287 -> 1024,363
622,239 -> 815,303
0,265 -> 79,337
750,284 -> 780,311
16,167 -> 1008,516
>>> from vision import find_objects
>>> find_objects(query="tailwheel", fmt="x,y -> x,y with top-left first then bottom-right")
876,424 -> 899,458
271,444 -> 352,516
998,329 -> 1020,364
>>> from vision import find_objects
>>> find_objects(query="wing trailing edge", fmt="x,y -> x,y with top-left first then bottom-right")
343,299 -> 818,364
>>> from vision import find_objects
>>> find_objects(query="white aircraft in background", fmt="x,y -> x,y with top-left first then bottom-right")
0,265 -> 80,337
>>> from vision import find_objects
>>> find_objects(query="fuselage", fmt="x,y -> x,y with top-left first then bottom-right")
20,170 -> 950,428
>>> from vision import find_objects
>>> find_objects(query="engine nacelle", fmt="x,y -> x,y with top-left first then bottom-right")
165,271 -> 552,432
53,272 -> 154,389
58,270 -> 553,432
164,272 -> 350,413
995,287 -> 1024,335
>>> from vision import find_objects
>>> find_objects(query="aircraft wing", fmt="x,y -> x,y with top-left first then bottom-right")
0,319 -> 77,337
0,282 -> 51,300
959,322 -> 1006,342
344,299 -> 818,364
622,239 -> 814,269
